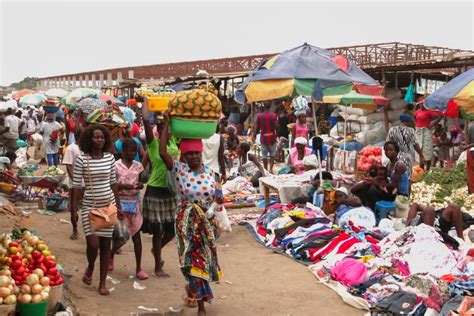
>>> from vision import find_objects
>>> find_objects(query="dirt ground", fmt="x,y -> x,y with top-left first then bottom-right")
3,207 -> 362,316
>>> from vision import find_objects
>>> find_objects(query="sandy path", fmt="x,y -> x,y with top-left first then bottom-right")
14,209 -> 361,316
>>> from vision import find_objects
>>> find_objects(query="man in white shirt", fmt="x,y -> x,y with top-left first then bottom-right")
202,131 -> 226,183
62,129 -> 82,240
2,108 -> 20,153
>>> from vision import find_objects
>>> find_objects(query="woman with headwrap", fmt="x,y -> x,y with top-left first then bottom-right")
414,103 -> 442,170
386,113 -> 425,175
159,113 -> 222,316
288,137 -> 312,175
290,96 -> 309,147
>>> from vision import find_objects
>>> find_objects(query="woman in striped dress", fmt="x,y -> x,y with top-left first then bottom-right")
71,124 -> 123,296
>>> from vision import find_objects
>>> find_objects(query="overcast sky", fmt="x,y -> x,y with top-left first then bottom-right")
0,0 -> 472,86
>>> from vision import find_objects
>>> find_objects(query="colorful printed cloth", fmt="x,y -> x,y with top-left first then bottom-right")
175,203 -> 222,293
174,162 -> 222,303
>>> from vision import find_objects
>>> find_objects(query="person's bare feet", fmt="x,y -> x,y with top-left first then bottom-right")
153,270 -> 169,278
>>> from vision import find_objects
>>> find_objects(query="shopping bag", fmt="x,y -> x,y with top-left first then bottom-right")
112,220 -> 130,249
216,205 -> 232,233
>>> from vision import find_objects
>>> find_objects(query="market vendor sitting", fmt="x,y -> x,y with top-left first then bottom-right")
236,142 -> 267,187
288,137 -> 312,175
406,203 -> 464,239
351,164 -> 394,210
384,141 -> 410,197
333,187 -> 376,229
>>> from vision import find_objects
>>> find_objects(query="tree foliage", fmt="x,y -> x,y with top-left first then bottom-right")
10,77 -> 38,90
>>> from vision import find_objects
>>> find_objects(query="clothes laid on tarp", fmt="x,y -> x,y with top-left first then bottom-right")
251,203 -> 472,313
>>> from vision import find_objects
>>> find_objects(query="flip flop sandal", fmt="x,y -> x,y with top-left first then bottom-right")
182,294 -> 197,308
99,287 -> 110,296
82,271 -> 92,285
136,270 -> 149,280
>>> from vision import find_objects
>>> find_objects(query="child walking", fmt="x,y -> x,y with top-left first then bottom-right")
109,138 -> 148,280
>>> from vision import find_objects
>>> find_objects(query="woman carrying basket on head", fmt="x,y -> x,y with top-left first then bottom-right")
159,111 -> 223,316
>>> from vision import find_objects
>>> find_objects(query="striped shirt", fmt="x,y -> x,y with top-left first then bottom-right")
72,153 -> 116,209
386,125 -> 416,172
257,112 -> 278,145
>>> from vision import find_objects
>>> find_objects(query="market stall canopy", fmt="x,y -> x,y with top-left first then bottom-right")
19,94 -> 47,106
45,88 -> 68,99
65,88 -> 100,104
236,43 -> 385,104
11,89 -> 35,100
425,68 -> 474,117
317,83 -> 389,107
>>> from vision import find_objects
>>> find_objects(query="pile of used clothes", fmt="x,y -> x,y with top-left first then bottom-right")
253,203 -> 473,314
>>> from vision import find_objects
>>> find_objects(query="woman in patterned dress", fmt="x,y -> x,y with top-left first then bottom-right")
159,112 -> 222,316
71,124 -> 123,296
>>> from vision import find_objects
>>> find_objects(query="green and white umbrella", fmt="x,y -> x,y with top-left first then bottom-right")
45,88 -> 69,99
65,88 -> 100,104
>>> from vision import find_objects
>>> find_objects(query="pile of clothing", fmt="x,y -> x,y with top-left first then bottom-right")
252,203 -> 473,314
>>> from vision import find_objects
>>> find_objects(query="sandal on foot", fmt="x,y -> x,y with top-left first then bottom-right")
182,294 -> 197,308
108,259 -> 114,272
136,270 -> 149,280
82,271 -> 92,285
99,287 -> 110,296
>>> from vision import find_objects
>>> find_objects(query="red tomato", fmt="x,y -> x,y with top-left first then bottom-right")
16,266 -> 26,275
48,274 -> 58,281
44,260 -> 56,269
12,274 -> 22,281
39,263 -> 47,272
55,278 -> 63,285
50,280 -> 56,286
48,267 -> 58,275
35,256 -> 44,264
9,242 -> 19,248
32,251 -> 42,260
11,260 -> 22,269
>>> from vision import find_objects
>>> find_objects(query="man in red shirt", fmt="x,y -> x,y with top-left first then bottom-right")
253,102 -> 278,174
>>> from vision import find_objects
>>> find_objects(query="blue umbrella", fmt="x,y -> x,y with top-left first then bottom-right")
425,68 -> 474,113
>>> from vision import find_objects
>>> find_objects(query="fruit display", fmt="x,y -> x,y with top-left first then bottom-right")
0,229 -> 63,298
357,146 -> 382,172
16,269 -> 51,304
168,88 -> 222,120
0,273 -> 18,306
42,166 -> 65,176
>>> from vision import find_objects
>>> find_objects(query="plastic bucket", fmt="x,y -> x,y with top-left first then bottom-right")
329,116 -> 338,127
18,301 -> 48,316
148,96 -> 171,112
170,117 -> 217,139
48,284 -> 64,312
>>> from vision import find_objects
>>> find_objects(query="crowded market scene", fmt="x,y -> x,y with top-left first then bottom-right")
1,1 -> 474,316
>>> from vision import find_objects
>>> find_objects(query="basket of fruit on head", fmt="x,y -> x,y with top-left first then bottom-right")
167,85 -> 222,139
41,100 -> 61,113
